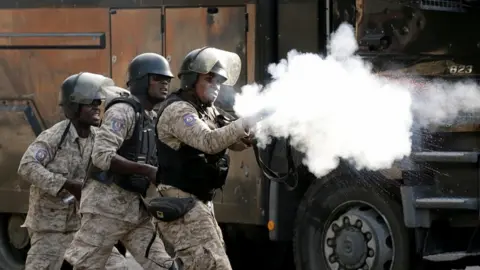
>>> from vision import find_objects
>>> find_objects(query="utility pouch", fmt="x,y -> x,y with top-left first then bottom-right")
142,196 -> 196,222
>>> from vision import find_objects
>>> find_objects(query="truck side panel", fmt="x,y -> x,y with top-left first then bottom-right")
0,8 -> 111,213
0,3 -> 268,227
110,8 -> 164,87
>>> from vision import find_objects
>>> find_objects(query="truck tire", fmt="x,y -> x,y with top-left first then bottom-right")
293,173 -> 411,270
0,213 -> 29,270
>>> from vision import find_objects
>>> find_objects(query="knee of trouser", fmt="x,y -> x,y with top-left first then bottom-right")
25,254 -> 63,270
105,252 -> 129,270
27,232 -> 68,259
65,242 -> 115,269
64,231 -> 113,267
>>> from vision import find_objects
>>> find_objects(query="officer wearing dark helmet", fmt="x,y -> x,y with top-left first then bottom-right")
18,72 -> 127,269
150,47 -> 272,270
65,54 -> 181,270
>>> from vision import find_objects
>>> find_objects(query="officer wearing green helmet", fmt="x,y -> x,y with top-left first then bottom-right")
18,72 -> 127,270
150,47 -> 273,270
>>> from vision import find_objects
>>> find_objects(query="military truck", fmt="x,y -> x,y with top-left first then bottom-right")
0,0 -> 479,269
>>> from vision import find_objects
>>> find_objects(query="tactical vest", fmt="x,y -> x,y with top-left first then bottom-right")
155,90 -> 230,202
104,97 -> 157,196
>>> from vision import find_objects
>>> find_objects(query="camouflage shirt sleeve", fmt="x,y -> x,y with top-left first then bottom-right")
159,101 -> 248,154
17,131 -> 68,197
91,103 -> 136,171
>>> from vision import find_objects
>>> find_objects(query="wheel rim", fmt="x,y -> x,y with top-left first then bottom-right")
324,204 -> 394,270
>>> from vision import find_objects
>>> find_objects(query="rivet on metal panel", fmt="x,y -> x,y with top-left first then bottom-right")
167,55 -> 172,62
112,55 -> 117,64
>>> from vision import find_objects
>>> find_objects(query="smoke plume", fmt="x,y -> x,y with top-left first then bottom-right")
233,23 -> 480,178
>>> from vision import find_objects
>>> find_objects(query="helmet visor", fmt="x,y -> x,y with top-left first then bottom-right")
188,47 -> 241,86
69,72 -> 108,105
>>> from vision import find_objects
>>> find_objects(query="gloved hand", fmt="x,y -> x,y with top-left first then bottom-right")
241,108 -> 276,129
240,133 -> 255,146
129,176 -> 151,196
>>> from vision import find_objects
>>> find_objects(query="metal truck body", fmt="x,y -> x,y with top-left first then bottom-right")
0,0 -> 479,269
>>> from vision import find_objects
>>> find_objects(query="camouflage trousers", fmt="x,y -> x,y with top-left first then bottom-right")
156,188 -> 232,270
64,213 -> 173,270
25,229 -> 127,270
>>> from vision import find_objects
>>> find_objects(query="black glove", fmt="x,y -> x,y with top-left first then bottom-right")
129,176 -> 150,196
113,175 -> 150,196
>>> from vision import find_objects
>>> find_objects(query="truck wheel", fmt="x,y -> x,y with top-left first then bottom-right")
0,213 -> 29,269
293,174 -> 411,270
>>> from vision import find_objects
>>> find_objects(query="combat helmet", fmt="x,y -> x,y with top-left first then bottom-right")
59,72 -> 106,119
127,53 -> 174,96
178,47 -> 242,89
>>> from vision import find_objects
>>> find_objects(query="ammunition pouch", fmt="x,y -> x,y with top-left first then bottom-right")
212,155 -> 229,189
113,175 -> 150,197
143,196 -> 196,222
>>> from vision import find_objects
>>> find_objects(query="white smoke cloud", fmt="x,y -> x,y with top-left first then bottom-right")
412,80 -> 480,127
233,23 -> 480,178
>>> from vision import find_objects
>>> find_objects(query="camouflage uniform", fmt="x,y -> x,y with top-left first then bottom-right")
155,100 -> 249,270
18,120 -> 127,270
64,102 -> 173,270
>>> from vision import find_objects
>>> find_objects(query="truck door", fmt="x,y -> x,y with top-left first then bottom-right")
109,8 -> 163,87
164,6 -> 266,225
0,8 -> 111,213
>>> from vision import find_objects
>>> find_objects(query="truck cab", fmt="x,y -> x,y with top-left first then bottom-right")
264,0 -> 480,269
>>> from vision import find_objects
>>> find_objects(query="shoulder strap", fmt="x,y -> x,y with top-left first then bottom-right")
156,93 -> 183,118
105,96 -> 144,141
105,97 -> 143,114
43,121 -> 71,168
105,97 -> 145,162
154,93 -> 184,135
52,121 -> 71,160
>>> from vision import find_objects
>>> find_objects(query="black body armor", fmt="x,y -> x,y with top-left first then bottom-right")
155,90 -> 230,202
94,97 -> 157,196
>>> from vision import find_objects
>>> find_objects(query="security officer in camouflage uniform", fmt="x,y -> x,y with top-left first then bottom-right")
18,72 -> 127,270
64,53 -> 181,270
152,47 -> 271,270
